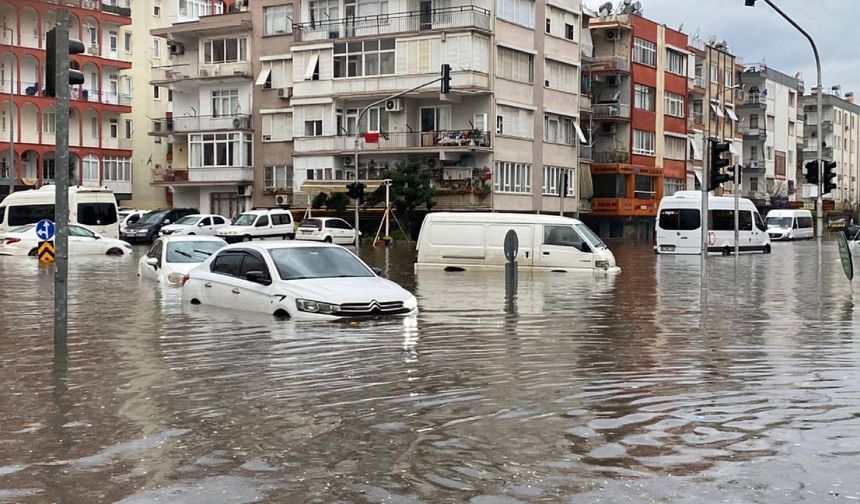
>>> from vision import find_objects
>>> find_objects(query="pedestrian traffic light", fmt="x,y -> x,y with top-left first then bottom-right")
441,64 -> 451,94
804,160 -> 819,184
709,140 -> 731,191
45,27 -> 85,97
823,160 -> 837,194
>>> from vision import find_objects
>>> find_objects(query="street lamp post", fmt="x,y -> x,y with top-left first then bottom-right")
745,0 -> 824,244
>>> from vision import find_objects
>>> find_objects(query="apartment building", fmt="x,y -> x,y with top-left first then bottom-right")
584,12 -> 687,240
0,0 -> 133,199
800,90 -> 860,206
736,64 -> 803,207
685,37 -> 743,195
287,0 -> 586,214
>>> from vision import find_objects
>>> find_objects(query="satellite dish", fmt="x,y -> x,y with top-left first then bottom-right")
598,1 -> 613,16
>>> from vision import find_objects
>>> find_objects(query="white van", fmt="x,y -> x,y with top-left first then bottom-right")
765,209 -> 814,241
655,191 -> 770,255
415,212 -> 619,272
0,185 -> 119,238
216,208 -> 295,243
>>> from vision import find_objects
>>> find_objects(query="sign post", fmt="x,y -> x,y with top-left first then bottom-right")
36,219 -> 56,265
837,231 -> 854,284
504,229 -> 518,300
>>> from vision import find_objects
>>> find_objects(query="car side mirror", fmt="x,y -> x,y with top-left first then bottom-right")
245,271 -> 271,285
146,257 -> 159,268
371,266 -> 384,277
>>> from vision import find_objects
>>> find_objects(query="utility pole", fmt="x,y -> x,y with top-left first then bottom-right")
734,164 -> 740,258
51,12 -> 71,347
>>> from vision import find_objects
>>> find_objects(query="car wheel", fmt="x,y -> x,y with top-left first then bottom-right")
273,309 -> 290,320
764,244 -> 771,254
188,232 -> 196,235
243,235 -> 253,242
28,248 -> 38,257
324,236 -> 333,243
106,248 -> 124,256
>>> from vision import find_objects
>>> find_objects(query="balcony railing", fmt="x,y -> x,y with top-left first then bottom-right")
691,76 -> 706,89
293,5 -> 491,42
295,130 -> 492,152
101,3 -> 132,16
741,127 -> 767,138
586,56 -> 630,73
742,94 -> 768,106
152,168 -> 189,183
592,103 -> 630,119
579,145 -> 593,163
593,150 -> 630,164
690,111 -> 705,125
150,114 -> 252,134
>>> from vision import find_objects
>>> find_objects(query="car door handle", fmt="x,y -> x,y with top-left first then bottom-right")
543,251 -> 550,255
231,288 -> 240,294
204,282 -> 212,288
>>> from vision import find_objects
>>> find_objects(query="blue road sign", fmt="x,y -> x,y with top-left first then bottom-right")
36,219 -> 55,241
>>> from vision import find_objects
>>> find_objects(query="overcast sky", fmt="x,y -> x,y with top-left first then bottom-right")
586,0 -> 860,95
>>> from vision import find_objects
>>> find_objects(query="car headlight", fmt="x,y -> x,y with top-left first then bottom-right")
295,299 -> 339,314
403,295 -> 418,311
595,260 -> 610,270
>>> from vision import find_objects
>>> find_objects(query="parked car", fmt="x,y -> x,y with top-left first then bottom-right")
765,209 -> 814,241
181,241 -> 418,320
159,214 -> 230,237
295,217 -> 359,245
119,209 -> 148,235
139,235 -> 226,285
216,209 -> 295,243
0,223 -> 132,256
122,208 -> 198,244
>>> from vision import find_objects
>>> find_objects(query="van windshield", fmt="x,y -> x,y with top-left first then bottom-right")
233,214 -> 257,226
8,205 -> 55,227
77,203 -> 117,225
574,223 -> 606,249
766,217 -> 792,228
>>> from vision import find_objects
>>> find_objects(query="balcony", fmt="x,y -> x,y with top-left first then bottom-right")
586,56 -> 630,73
739,94 -> 768,110
691,76 -> 706,90
293,5 -> 491,42
152,168 -> 188,183
592,103 -> 630,120
741,127 -> 767,140
744,159 -> 766,174
579,145 -> 593,163
151,10 -> 251,38
151,166 -> 254,184
593,150 -> 630,164
103,179 -> 132,194
689,111 -> 705,126
295,130 -> 492,153
149,114 -> 252,135
101,3 -> 132,17
150,62 -> 253,85
590,198 -> 658,217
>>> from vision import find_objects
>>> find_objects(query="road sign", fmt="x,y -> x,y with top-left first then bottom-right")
504,229 -> 519,262
837,231 -> 853,281
36,219 -> 55,241
38,240 -> 55,265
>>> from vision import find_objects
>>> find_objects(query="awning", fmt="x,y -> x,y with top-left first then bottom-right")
725,107 -> 739,122
579,165 -> 594,200
688,136 -> 703,160
729,142 -> 739,156
573,121 -> 588,144
255,67 -> 271,86
711,103 -> 724,118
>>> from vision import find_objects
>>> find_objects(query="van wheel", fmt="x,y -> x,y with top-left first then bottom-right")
242,235 -> 253,242
273,309 -> 290,320
188,232 -> 196,236
28,248 -> 38,257
190,298 -> 201,305
324,236 -> 333,243
722,246 -> 731,257
764,244 -> 771,254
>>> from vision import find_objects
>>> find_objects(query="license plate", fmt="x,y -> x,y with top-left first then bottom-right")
660,245 -> 676,252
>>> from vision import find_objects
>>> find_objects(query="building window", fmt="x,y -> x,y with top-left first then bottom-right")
496,105 -> 534,138
724,69 -> 732,87
42,158 -> 56,181
665,49 -> 686,76
203,38 -> 248,64
90,117 -> 99,138
545,6 -> 578,40
103,157 -> 132,182
542,166 -> 574,196
154,0 -> 161,16
305,168 -> 333,181
262,113 -> 293,141
789,90 -> 796,108
211,89 -> 239,117
304,120 -> 323,136
664,92 -> 685,118
109,31 -> 118,53
153,85 -> 160,100
189,132 -> 253,168
179,0 -> 221,18
420,106 -> 452,131
260,59 -> 291,89
664,178 -> 684,196
152,38 -> 161,59
767,115 -> 775,131
43,111 -> 56,134
634,84 -> 655,111
664,135 -> 686,160
565,23 -> 574,41
264,5 -> 293,36
309,0 -> 340,27
336,107 -> 388,135
497,47 -> 534,84
788,150 -> 794,164
632,38 -> 656,67
635,176 -> 655,199
497,0 -> 535,29
766,146 -> 773,160
82,155 -> 99,182
125,119 -> 133,139
749,114 -> 758,128
333,39 -> 395,78
750,145 -> 758,161
544,59 -> 577,93
633,129 -> 655,156
264,165 -> 294,191
543,113 -> 577,145
750,177 -> 758,191
494,161 -> 532,193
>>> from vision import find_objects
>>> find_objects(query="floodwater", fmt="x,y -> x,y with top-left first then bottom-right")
2,240 -> 860,503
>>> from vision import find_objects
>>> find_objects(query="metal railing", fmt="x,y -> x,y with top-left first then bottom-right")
152,168 -> 189,182
586,56 -> 630,73
592,103 -> 630,119
692,76 -> 706,89
294,5 -> 490,41
690,111 -> 705,124
297,129 -> 492,151
741,127 -> 767,137
593,150 -> 630,164
150,114 -> 253,134
743,93 -> 767,105
579,145 -> 593,162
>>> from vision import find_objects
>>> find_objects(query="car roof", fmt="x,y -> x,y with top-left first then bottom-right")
221,240 -> 342,251
241,208 -> 292,215
160,235 -> 226,243
180,213 -> 224,219
300,217 -> 342,222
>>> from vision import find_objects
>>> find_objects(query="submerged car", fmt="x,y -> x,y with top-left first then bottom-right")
181,241 -> 417,320
159,214 -> 230,237
295,217 -> 359,245
139,235 -> 227,285
0,224 -> 132,256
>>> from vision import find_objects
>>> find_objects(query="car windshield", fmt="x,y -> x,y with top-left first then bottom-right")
165,241 -> 224,263
269,246 -> 374,280
299,219 -> 322,228
175,215 -> 201,225
233,213 -> 257,226
139,210 -> 169,225
574,223 -> 606,249
766,217 -> 792,228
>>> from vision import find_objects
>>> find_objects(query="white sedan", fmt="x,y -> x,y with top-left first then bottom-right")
295,217 -> 359,245
139,235 -> 226,285
159,214 -> 230,237
181,241 -> 417,320
0,224 -> 132,256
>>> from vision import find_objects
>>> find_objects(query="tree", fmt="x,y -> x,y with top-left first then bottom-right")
365,159 -> 435,232
311,192 -> 328,209
326,192 -> 349,215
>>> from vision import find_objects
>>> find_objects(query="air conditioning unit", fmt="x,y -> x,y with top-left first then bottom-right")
277,87 -> 293,99
385,98 -> 403,112
232,117 -> 243,128
343,157 -> 354,167
275,194 -> 290,206
169,42 -> 184,55
606,30 -> 619,41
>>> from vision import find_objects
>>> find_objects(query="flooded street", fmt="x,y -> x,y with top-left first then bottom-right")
2,241 -> 860,503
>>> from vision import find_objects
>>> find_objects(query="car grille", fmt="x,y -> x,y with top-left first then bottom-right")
335,300 -> 408,316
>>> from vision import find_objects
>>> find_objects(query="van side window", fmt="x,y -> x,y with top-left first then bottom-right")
0,206 -> 5,224
798,216 -> 813,228
544,225 -> 587,251
659,209 -> 700,230
793,219 -> 799,229
738,211 -> 753,231
77,203 -> 118,225
754,212 -> 767,232
255,215 -> 270,227
8,205 -> 55,226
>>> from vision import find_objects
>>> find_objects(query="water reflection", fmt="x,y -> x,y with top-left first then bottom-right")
1,241 -> 860,502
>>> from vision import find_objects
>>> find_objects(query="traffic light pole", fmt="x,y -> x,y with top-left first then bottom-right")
734,165 -> 740,258
701,136 -> 709,282
52,10 -> 71,347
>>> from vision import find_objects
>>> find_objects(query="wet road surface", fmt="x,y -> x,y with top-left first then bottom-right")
2,241 -> 860,502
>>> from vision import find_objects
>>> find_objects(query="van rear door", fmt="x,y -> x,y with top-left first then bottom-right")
658,207 -> 700,254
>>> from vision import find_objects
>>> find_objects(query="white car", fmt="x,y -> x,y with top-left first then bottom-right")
295,217 -> 359,245
216,209 -> 295,243
119,209 -> 148,235
181,241 -> 418,320
159,214 -> 230,237
139,235 -> 226,285
0,224 -> 132,256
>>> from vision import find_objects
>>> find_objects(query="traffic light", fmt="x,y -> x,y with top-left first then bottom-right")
823,160 -> 837,194
709,140 -> 731,191
804,160 -> 819,184
46,27 -> 85,97
441,64 -> 451,94
346,182 -> 366,202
